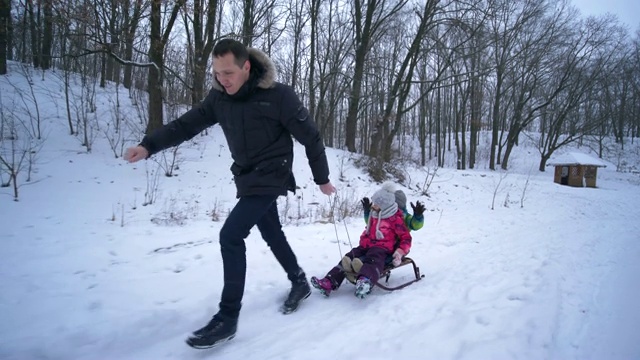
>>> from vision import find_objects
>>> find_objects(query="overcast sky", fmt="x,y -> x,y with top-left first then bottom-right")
573,0 -> 639,31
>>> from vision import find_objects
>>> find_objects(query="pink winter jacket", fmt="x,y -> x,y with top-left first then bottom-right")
359,209 -> 412,254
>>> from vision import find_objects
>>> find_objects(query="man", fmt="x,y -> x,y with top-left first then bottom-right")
125,38 -> 336,349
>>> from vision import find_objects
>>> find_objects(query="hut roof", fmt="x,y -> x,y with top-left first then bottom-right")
547,152 -> 607,167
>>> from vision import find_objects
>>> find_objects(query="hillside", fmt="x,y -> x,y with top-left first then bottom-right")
1,63 -> 640,359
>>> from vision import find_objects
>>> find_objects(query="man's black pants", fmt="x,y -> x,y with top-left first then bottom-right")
218,194 -> 301,320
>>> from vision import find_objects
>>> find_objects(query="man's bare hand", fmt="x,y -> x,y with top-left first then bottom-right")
124,146 -> 149,163
319,181 -> 336,195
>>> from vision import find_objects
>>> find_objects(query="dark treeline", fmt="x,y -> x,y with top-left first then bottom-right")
1,0 -> 638,175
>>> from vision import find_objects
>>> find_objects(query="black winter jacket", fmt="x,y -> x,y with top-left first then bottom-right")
140,48 -> 330,198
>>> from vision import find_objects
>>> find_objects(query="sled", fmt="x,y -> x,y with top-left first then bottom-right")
345,257 -> 424,291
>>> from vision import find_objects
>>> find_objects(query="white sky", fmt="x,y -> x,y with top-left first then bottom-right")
1,63 -> 640,359
573,0 -> 640,30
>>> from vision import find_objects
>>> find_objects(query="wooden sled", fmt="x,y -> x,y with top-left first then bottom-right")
345,257 -> 425,291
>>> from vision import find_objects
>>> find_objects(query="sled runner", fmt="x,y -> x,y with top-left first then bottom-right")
344,256 -> 424,291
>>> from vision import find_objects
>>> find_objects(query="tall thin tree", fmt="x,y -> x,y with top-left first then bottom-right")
344,0 -> 407,152
147,0 -> 185,133
0,0 -> 10,74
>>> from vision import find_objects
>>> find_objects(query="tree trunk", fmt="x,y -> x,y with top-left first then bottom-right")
27,0 -> 40,68
344,0 -> 380,152
146,0 -> 184,133
419,83 -> 427,166
618,79 -> 627,149
5,0 -> 9,61
490,70 -> 503,170
469,56 -> 480,169
190,0 -> 217,106
41,0 -> 52,69
308,0 -> 320,123
123,0 -> 143,90
289,0 -> 308,90
105,0 -> 118,82
99,53 -> 106,87
435,86 -> 442,167
379,0 -> 437,161
242,0 -> 254,46
147,0 -> 164,133
538,155 -> 548,172
20,9 -> 26,63
0,0 -> 9,74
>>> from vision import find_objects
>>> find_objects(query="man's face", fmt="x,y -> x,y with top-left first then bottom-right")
213,53 -> 250,95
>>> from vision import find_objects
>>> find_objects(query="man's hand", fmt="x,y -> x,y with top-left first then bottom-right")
319,181 -> 336,195
124,146 -> 149,163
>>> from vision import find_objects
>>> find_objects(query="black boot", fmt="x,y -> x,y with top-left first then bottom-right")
280,271 -> 311,314
186,314 -> 237,349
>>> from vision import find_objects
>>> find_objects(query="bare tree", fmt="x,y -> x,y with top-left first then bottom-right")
74,63 -> 99,152
182,0 -> 219,106
309,0 -> 351,147
6,64 -> 43,140
468,29 -> 485,169
55,2 -> 77,135
146,0 -> 185,133
498,0 -> 567,170
0,93 -> 42,201
369,0 -> 440,162
344,0 -> 408,152
449,2 -> 492,170
537,16 -> 629,170
284,0 -> 308,89
26,0 -> 40,68
486,0 -> 543,170
122,0 -> 146,90
41,0 -> 53,69
0,0 -> 11,74
239,0 -> 279,48
416,64 -> 430,165
307,0 -> 321,119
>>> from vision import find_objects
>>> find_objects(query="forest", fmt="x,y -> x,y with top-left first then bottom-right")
0,0 -> 638,182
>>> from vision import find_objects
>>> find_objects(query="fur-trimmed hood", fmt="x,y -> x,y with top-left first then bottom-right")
212,47 -> 277,92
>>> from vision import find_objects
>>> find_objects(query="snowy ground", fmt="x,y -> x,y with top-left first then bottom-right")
1,64 -> 639,359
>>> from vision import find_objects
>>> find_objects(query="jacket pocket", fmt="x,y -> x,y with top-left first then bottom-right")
256,159 -> 288,175
230,163 -> 250,176
232,158 -> 291,196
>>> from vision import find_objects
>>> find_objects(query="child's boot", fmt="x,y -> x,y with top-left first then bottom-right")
351,257 -> 364,273
345,257 -> 364,283
341,256 -> 353,271
342,256 -> 358,283
310,276 -> 335,297
354,276 -> 372,299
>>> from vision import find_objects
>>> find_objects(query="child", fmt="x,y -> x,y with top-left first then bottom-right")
311,184 -> 412,299
341,188 -> 424,281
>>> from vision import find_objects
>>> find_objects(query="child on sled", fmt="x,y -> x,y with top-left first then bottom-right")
311,183 -> 412,299
346,188 -> 425,281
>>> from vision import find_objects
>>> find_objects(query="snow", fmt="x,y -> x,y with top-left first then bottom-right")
1,63 -> 640,360
547,152 -> 609,167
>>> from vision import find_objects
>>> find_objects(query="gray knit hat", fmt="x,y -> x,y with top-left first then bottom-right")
395,190 -> 407,210
368,184 -> 399,239
371,187 -> 396,213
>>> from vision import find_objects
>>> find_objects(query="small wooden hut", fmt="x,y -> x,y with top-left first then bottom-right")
547,152 -> 607,188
